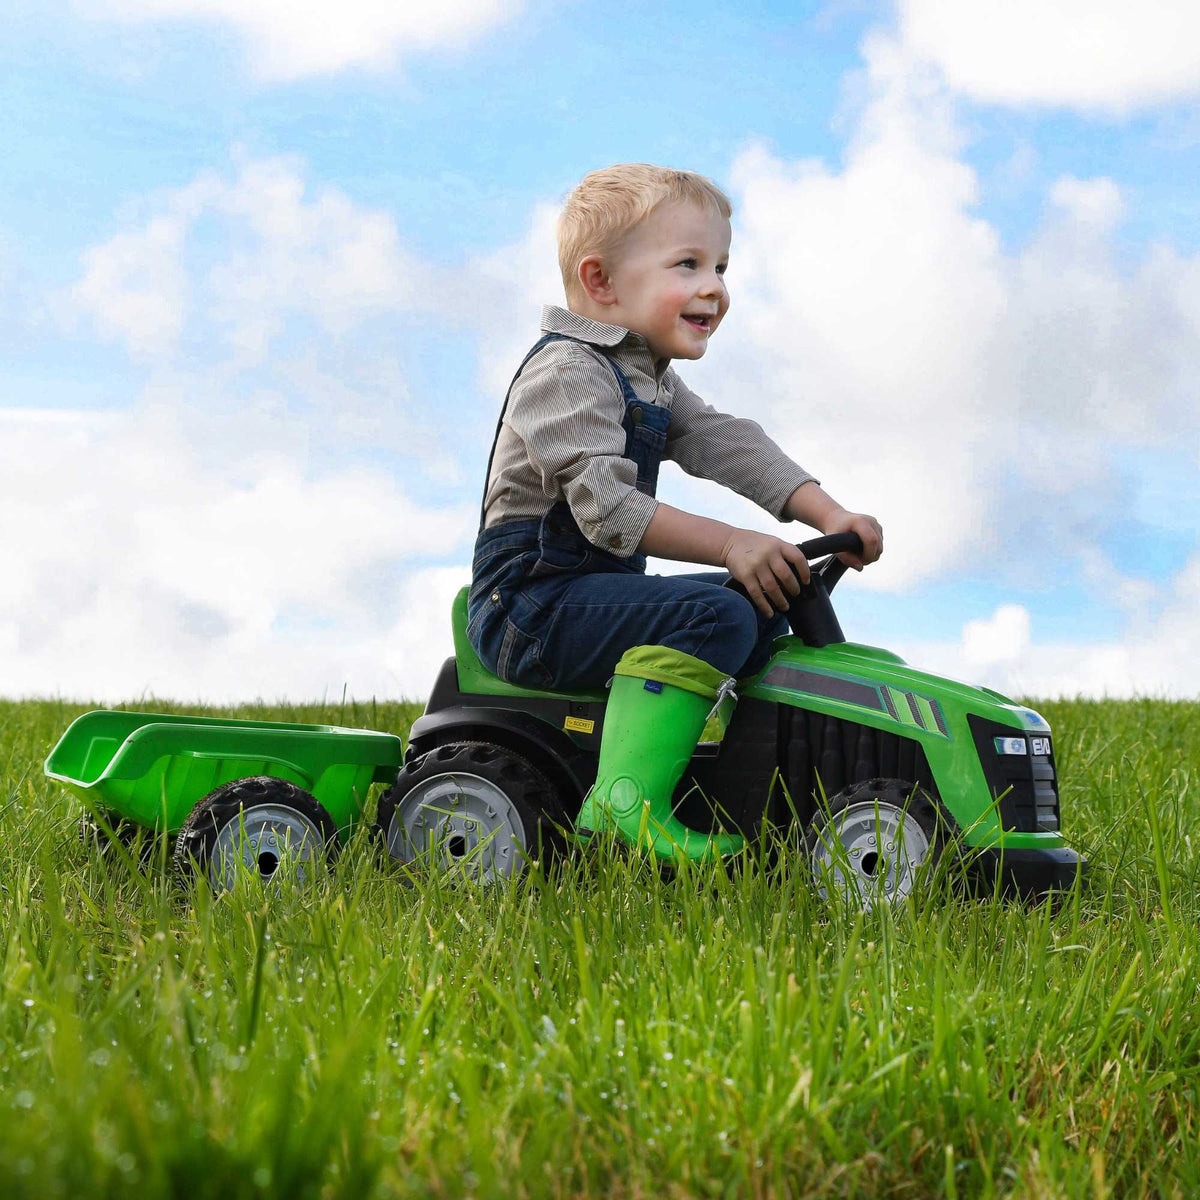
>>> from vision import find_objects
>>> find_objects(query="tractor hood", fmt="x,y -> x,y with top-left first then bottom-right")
745,637 -> 1050,741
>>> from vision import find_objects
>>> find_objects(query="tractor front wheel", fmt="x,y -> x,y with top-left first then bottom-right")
807,777 -> 944,907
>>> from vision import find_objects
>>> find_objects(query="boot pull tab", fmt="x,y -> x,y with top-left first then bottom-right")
705,676 -> 738,724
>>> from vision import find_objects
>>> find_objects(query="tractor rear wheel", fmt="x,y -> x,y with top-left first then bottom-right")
807,777 -> 944,907
376,741 -> 560,882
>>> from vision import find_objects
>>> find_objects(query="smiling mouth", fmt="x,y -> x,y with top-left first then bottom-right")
682,314 -> 712,330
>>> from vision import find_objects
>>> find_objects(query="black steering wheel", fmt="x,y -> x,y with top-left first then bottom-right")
724,531 -> 865,647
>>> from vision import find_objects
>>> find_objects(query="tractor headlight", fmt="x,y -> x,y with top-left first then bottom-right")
994,736 -> 1028,756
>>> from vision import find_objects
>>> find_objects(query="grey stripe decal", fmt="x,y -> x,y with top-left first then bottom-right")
761,666 -> 883,712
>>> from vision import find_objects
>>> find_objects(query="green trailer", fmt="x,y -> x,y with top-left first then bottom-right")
46,710 -> 403,888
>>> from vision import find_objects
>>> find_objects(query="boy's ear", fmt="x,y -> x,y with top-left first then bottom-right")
577,255 -> 616,306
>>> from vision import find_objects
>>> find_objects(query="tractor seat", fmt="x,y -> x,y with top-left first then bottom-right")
450,587 -> 606,702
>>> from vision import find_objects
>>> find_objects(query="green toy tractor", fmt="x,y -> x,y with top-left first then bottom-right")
46,532 -> 1084,902
378,532 -> 1085,902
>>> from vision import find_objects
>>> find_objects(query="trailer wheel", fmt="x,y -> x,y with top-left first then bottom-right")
376,741 -> 559,882
173,776 -> 338,890
807,778 -> 944,907
79,812 -> 158,861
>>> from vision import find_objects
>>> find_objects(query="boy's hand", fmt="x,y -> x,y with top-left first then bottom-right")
821,508 -> 884,571
722,529 -> 811,617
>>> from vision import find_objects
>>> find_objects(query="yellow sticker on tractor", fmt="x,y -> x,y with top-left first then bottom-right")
564,716 -> 595,734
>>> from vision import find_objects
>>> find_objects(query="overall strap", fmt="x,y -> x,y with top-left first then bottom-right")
480,331 -> 634,529
479,333 -> 565,529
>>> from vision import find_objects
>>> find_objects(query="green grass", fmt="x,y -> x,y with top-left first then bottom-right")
2,695 -> 1199,1198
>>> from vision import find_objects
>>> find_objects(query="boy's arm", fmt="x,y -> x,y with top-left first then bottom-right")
782,481 -> 884,572
647,374 -> 883,610
663,372 -> 816,519
638,501 -> 814,617
639,490 -> 883,616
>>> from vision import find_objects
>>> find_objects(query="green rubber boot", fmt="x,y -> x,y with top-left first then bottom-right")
575,645 -> 745,862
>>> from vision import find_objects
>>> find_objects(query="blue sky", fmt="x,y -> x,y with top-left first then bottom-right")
3,0 -> 1199,700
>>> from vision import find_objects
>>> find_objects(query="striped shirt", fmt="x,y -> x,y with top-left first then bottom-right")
483,305 -> 817,555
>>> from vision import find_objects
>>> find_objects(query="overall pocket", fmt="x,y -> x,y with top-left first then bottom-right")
530,510 -> 593,577
495,616 -> 553,689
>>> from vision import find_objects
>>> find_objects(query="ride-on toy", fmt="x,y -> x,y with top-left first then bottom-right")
45,533 -> 1085,902
380,532 -> 1084,901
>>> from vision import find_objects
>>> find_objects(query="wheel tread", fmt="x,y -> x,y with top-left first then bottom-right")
172,776 -> 338,885
375,740 -> 562,878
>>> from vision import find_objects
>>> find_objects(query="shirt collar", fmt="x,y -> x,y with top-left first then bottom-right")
540,305 -> 669,381
541,304 -> 630,346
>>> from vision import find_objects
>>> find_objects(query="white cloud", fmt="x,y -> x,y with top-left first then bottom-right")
898,0 -> 1200,112
77,0 -> 523,80
900,550 -> 1200,699
0,407 -> 471,701
70,156 -> 431,363
71,195 -> 206,360
676,34 -> 1200,606
471,200 -> 566,398
9,153 -> 485,702
961,604 -> 1030,666
1049,176 -> 1125,230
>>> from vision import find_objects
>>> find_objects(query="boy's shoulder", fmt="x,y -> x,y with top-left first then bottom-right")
516,331 -> 616,387
510,305 -> 630,391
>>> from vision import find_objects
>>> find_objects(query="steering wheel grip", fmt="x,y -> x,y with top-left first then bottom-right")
795,531 -> 865,563
723,530 -> 865,604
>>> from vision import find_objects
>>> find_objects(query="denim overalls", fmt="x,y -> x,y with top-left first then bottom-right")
468,333 -> 785,691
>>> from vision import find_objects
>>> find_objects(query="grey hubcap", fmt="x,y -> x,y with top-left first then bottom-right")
811,800 -> 932,906
209,803 -> 323,890
386,771 -> 527,882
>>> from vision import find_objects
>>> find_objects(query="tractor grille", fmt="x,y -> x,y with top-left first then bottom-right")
967,715 -> 1060,833
670,703 -> 937,837
778,708 -> 937,828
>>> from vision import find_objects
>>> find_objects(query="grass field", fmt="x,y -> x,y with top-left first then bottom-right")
2,695 -> 1199,1198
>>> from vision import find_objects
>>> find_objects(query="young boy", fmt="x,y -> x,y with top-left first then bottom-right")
469,164 -> 883,859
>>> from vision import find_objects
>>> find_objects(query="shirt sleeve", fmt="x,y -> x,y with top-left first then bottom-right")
663,370 -> 818,519
505,346 -> 659,554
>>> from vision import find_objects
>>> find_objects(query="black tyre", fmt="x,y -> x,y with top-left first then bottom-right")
376,741 -> 560,882
173,776 -> 338,890
807,777 -> 945,907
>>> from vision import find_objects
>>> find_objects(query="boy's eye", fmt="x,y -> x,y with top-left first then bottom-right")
677,257 -> 697,269
716,263 -> 727,275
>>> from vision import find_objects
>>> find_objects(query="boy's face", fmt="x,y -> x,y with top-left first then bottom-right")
604,201 -> 731,362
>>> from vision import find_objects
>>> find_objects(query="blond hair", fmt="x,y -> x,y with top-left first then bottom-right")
557,163 -> 732,302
